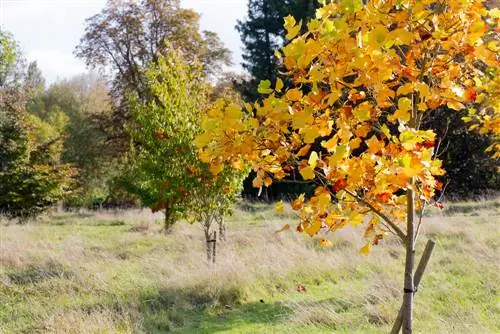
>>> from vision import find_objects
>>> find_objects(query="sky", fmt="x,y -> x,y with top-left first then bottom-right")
0,0 -> 248,84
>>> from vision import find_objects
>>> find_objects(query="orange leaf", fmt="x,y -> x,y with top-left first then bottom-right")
332,179 -> 347,192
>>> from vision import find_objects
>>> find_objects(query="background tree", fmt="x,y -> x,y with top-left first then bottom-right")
27,73 -> 119,207
196,1 -> 499,332
75,0 -> 231,155
0,30 -> 75,220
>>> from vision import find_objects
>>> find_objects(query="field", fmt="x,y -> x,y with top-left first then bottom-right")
0,200 -> 499,333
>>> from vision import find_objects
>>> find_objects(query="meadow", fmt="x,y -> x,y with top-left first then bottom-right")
0,200 -> 498,333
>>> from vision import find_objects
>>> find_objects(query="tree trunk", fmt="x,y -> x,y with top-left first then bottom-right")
206,238 -> 212,263
163,209 -> 174,233
402,186 -> 416,333
218,216 -> 226,242
392,240 -> 435,334
212,231 -> 217,264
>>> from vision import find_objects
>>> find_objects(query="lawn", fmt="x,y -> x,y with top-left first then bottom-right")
0,200 -> 499,333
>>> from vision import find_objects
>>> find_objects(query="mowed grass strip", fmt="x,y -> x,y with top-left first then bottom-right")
0,200 -> 498,333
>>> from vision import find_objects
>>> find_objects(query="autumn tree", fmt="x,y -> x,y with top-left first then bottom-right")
196,1 -> 499,332
75,0 -> 231,154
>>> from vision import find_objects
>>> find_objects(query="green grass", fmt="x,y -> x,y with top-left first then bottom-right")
0,200 -> 499,333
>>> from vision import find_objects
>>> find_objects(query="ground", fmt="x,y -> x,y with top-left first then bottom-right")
0,200 -> 499,333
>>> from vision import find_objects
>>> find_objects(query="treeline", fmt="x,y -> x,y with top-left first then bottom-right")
0,0 -> 497,223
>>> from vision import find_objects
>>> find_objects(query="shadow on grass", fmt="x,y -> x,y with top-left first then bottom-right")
136,288 -> 292,333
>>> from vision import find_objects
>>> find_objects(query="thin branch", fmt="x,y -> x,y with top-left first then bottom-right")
414,200 -> 427,243
344,189 -> 407,242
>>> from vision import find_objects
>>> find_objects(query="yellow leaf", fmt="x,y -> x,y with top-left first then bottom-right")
390,108 -> 410,123
258,80 -> 273,94
252,177 -> 263,188
264,176 -> 273,187
349,212 -> 364,226
297,144 -> 311,157
415,82 -> 430,99
353,102 -> 372,121
447,101 -> 465,110
292,110 -> 313,129
308,151 -> 319,168
397,83 -> 413,96
291,194 -> 305,210
366,135 -> 384,154
275,78 -> 284,92
286,88 -> 303,101
360,242 -> 371,256
322,136 -> 338,152
398,97 -> 412,112
284,16 -> 301,39
304,219 -> 322,236
299,166 -> 315,180
302,127 -> 319,144
349,137 -> 362,150
390,28 -> 414,45
194,132 -> 211,148
275,201 -> 285,213
209,163 -> 224,175
381,124 -> 391,138
320,238 -> 333,248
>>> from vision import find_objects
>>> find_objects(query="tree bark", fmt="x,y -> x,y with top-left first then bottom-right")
402,185 -> 416,333
391,239 -> 435,334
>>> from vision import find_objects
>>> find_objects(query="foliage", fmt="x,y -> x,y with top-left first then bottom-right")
27,74 -> 119,207
122,49 -> 244,233
198,0 -> 499,248
236,0 -> 320,101
0,30 -> 75,220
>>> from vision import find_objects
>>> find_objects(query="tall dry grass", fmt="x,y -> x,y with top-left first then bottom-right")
0,199 -> 498,333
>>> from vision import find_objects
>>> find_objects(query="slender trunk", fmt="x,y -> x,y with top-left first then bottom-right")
392,240 -> 435,334
218,216 -> 226,242
205,229 -> 212,263
163,209 -> 174,233
402,185 -> 415,333
212,231 -> 217,264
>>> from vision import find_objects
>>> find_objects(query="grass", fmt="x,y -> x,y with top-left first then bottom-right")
0,200 -> 499,333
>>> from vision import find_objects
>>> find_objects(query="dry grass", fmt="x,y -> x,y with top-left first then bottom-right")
0,200 -> 499,333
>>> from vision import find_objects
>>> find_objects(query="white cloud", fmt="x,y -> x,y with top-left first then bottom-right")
0,0 -> 248,83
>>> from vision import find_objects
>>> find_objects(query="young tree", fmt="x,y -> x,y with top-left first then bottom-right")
196,1 -> 499,332
122,49 -> 246,242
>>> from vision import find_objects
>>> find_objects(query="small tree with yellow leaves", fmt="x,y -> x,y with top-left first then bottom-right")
195,0 -> 499,332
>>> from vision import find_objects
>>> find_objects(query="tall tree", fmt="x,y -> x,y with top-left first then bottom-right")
75,0 -> 231,153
